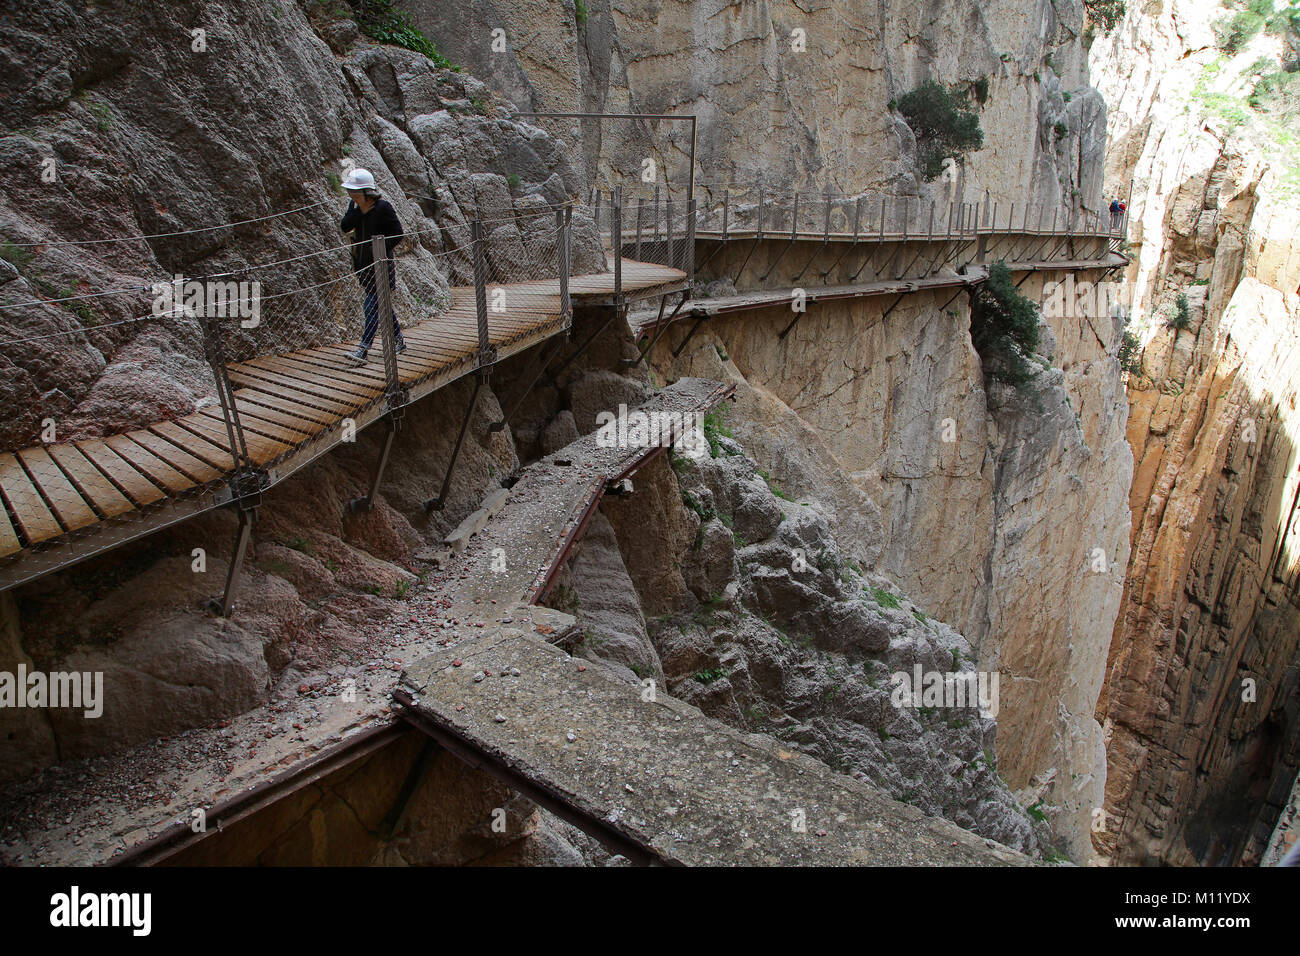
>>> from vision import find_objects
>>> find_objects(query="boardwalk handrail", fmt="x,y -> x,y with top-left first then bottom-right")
0,204 -> 689,604
594,181 -> 1129,242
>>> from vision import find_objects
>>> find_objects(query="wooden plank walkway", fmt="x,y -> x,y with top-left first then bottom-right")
0,260 -> 685,584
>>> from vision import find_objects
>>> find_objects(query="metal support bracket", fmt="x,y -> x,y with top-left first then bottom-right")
205,470 -> 268,618
628,290 -> 690,367
348,411 -> 402,514
423,369 -> 488,513
670,315 -> 707,359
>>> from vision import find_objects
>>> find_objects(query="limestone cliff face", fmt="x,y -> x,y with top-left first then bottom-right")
1090,0 -> 1300,866
648,268 -> 1130,860
409,0 -> 1129,860
413,0 -> 1104,210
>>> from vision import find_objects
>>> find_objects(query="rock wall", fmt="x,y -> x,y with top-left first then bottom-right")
647,271 -> 1130,860
556,432 -> 1044,855
1090,0 -> 1300,865
412,0 -> 1104,210
0,0 -> 601,451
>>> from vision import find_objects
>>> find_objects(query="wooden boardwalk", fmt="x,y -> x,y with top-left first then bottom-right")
0,259 -> 686,589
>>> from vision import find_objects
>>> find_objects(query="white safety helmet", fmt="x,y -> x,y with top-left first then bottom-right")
341,167 -> 376,192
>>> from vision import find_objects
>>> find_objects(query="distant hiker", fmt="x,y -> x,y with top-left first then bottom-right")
339,167 -> 406,362
1109,198 -> 1121,230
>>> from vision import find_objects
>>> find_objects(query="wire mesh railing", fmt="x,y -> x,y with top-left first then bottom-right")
597,180 -> 1128,241
591,187 -> 696,293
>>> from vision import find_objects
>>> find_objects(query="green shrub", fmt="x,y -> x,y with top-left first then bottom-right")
1214,0 -> 1295,52
1170,292 -> 1191,329
1117,326 -> 1143,375
968,262 -> 1041,389
894,80 -> 985,181
575,0 -> 589,26
1084,0 -> 1127,33
350,0 -> 454,68
0,240 -> 33,269
869,587 -> 901,609
694,667 -> 725,685
701,407 -> 734,458
1053,120 -> 1069,140
971,76 -> 990,106
681,489 -> 714,522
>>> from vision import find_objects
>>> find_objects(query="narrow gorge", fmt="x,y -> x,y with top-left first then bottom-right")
0,0 -> 1295,875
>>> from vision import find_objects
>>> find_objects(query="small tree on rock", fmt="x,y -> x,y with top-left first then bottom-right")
969,262 -> 1041,389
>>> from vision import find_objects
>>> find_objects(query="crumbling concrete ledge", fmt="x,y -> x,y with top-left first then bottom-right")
395,626 -> 1029,866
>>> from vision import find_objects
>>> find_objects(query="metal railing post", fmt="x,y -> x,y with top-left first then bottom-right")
198,301 -> 263,617
557,206 -> 571,321
687,197 -> 696,288
634,197 -> 644,261
197,302 -> 252,479
635,198 -> 644,260
665,196 -> 675,270
471,220 -> 493,365
721,189 -> 730,239
613,184 -> 622,300
371,234 -> 400,399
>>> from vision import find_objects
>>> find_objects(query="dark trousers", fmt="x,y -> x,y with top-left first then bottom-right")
359,272 -> 402,349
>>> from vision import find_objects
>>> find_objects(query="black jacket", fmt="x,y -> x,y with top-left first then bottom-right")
341,198 -> 403,287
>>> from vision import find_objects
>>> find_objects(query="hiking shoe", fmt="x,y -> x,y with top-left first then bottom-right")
396,338 -> 407,354
346,345 -> 368,362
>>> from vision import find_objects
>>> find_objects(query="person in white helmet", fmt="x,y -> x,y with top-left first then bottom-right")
339,168 -> 406,362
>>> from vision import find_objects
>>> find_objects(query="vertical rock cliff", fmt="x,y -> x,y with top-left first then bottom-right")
1090,0 -> 1300,866
410,0 -> 1130,861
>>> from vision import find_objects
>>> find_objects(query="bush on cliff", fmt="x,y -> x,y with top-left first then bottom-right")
892,80 -> 984,181
350,0 -> 455,68
969,262 -> 1041,389
1084,0 -> 1127,34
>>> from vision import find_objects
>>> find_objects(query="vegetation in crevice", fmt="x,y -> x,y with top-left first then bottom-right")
1117,324 -> 1144,376
968,262 -> 1042,389
890,80 -> 985,181
349,0 -> 455,68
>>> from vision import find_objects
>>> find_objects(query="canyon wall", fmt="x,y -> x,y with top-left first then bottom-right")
411,0 -> 1129,860
0,0 -> 602,451
643,264 -> 1129,861
1090,0 -> 1300,865
0,0 -> 1159,865
414,0 -> 1104,211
